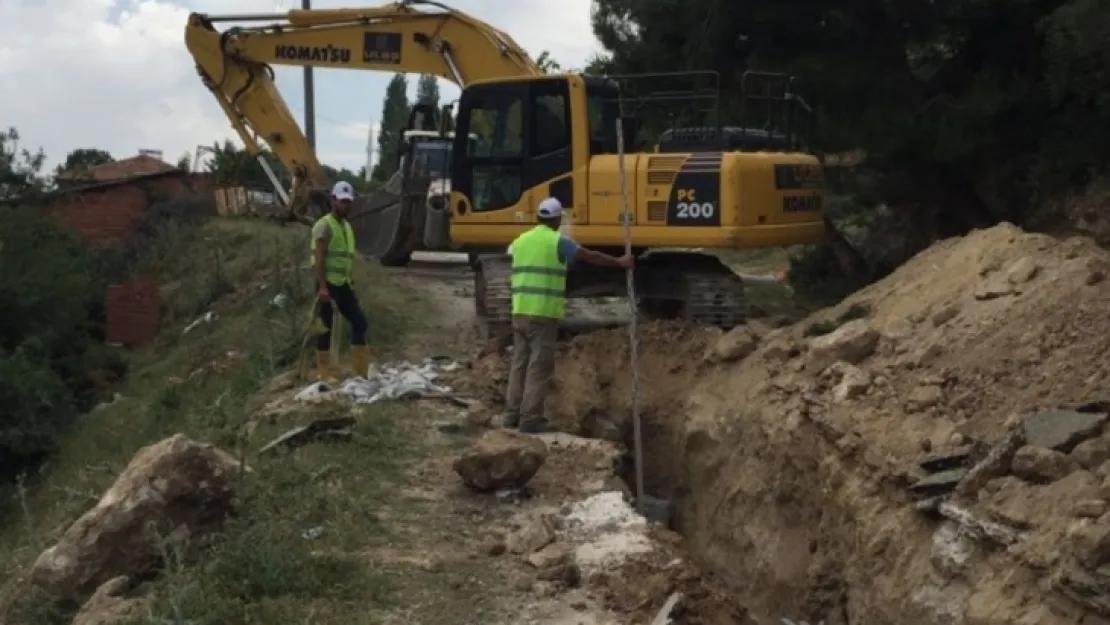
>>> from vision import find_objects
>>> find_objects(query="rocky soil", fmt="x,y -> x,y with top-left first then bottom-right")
463,222 -> 1110,625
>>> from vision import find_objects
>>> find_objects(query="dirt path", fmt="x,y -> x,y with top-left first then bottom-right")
354,254 -> 740,625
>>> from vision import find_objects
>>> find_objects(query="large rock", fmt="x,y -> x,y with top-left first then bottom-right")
453,430 -> 547,492
1023,409 -> 1107,452
72,576 -> 145,625
31,434 -> 242,600
827,362 -> 871,402
806,320 -> 880,373
1011,445 -> 1077,483
704,326 -> 758,364
507,515 -> 556,554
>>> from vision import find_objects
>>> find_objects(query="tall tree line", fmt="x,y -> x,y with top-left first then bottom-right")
588,0 -> 1110,270
371,73 -> 447,182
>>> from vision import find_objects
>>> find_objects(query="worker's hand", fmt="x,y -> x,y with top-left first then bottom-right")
617,253 -> 634,269
316,286 -> 330,303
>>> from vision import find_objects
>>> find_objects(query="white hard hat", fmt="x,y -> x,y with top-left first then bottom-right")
331,180 -> 355,201
537,197 -> 563,218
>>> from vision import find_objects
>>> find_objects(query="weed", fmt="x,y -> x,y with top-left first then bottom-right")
2,587 -> 76,625
206,519 -> 364,601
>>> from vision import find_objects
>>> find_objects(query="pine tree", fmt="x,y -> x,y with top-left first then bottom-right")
416,74 -> 440,110
371,73 -> 410,182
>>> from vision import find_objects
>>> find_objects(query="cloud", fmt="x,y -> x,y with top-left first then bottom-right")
0,0 -> 601,176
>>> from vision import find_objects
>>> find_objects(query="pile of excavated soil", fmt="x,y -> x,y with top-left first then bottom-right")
465,222 -> 1110,625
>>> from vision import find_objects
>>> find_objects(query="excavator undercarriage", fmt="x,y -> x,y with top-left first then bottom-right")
473,251 -> 746,341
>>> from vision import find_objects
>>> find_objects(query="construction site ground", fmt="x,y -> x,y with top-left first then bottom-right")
5,218 -> 1110,625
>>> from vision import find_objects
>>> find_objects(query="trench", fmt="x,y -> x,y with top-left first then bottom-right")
465,314 -> 1022,625
525,322 -> 885,625
605,408 -> 854,625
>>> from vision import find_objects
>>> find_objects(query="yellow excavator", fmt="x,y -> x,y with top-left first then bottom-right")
184,0 -> 826,339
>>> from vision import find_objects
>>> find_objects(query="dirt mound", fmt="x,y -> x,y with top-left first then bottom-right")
678,223 -> 1110,624
469,223 -> 1110,625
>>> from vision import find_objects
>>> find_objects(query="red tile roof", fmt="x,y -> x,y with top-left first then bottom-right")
57,154 -> 178,183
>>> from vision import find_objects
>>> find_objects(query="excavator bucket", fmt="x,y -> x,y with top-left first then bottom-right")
347,101 -> 448,266
349,184 -> 411,265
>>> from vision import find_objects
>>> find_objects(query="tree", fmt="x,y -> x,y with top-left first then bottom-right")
371,74 -> 410,183
536,50 -> 562,73
54,148 -> 113,178
589,0 -> 1110,298
416,74 -> 440,110
0,128 -> 45,201
321,164 -> 374,194
202,140 -> 289,190
176,152 -> 192,172
0,128 -> 129,483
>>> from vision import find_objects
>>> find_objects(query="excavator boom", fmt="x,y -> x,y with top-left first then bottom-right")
184,0 -> 541,221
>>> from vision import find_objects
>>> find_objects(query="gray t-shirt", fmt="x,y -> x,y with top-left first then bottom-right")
312,219 -> 333,244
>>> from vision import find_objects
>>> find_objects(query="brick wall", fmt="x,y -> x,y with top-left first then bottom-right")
50,184 -> 148,247
105,277 -> 161,347
48,173 -> 195,246
46,174 -> 199,347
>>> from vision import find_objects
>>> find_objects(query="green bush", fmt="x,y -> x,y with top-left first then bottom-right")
0,206 -> 126,483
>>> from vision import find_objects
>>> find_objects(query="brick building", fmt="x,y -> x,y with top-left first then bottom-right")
49,156 -> 202,246
45,155 -> 209,347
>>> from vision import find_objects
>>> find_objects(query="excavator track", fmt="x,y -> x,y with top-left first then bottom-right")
679,263 -> 747,330
475,252 -> 746,340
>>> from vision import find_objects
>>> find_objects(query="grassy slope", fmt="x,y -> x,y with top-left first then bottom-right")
0,219 -> 492,625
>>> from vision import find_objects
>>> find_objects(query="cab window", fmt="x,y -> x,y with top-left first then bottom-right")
525,79 -> 572,190
467,100 -> 523,158
531,93 -> 567,155
462,91 -> 524,212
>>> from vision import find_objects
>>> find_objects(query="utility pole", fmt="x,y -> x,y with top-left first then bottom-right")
365,121 -> 375,182
302,0 -> 316,152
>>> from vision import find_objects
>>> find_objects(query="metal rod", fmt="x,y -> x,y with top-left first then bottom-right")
201,13 -> 291,22
441,49 -> 465,84
615,115 -> 645,517
255,155 -> 291,206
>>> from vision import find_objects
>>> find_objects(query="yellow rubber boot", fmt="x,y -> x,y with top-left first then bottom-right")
350,345 -> 371,378
315,350 -> 338,384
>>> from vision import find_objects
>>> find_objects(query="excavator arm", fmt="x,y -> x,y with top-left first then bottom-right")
184,0 -> 541,223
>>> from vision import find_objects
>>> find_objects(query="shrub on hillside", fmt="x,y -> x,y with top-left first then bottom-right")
0,206 -> 126,483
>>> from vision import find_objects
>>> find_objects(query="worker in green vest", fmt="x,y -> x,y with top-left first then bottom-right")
504,197 -> 633,433
311,181 -> 370,382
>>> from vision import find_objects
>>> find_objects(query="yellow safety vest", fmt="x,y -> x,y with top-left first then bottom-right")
310,214 -> 356,286
510,225 -> 567,319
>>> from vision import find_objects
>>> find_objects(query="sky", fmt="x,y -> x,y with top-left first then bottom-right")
0,0 -> 602,175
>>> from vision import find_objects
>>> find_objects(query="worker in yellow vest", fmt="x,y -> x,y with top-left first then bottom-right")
504,197 -> 633,433
311,181 -> 370,382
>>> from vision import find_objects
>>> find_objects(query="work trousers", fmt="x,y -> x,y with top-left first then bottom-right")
505,315 -> 559,426
316,282 -> 368,350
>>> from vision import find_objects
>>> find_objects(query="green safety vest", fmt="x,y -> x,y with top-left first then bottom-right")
510,225 -> 567,319
310,214 -> 356,286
